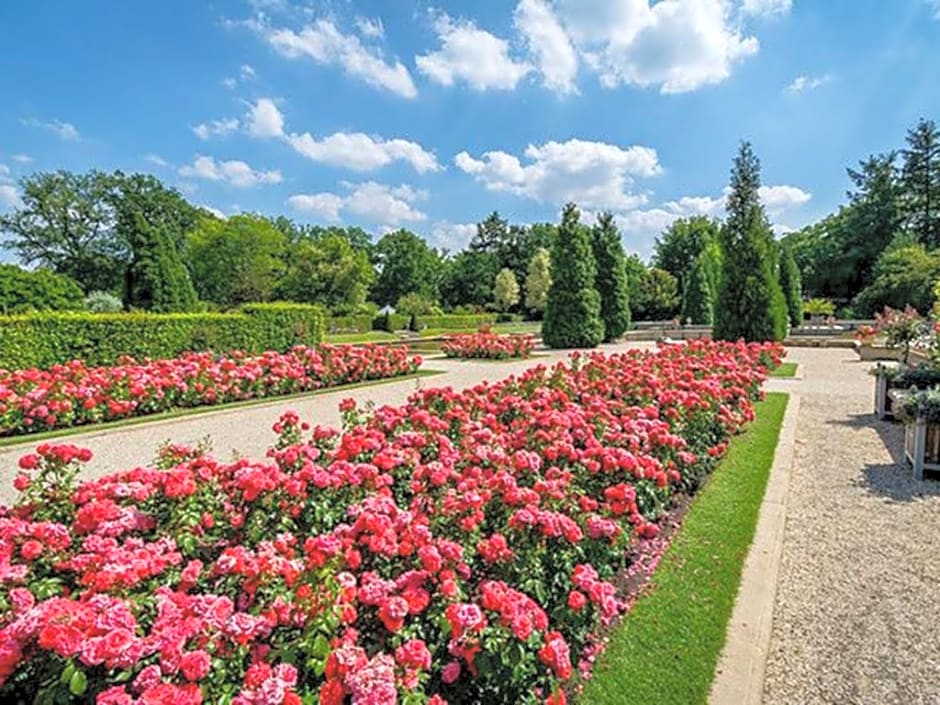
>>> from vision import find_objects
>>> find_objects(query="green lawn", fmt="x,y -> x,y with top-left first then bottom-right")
323,331 -> 400,344
580,392 -> 788,705
0,370 -> 444,449
770,362 -> 798,378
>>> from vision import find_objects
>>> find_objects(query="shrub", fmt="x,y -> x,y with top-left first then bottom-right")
0,265 -> 84,314
328,315 -> 375,334
543,203 -> 605,348
779,244 -> 803,327
413,314 -> 499,331
83,290 -> 123,313
681,257 -> 714,325
493,268 -> 521,312
0,344 -> 421,436
0,304 -> 326,370
441,331 -> 534,359
803,297 -> 835,318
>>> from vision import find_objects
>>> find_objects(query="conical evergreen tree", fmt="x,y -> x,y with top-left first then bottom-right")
778,243 -> 803,327
681,255 -> 713,325
591,212 -> 631,341
901,118 -> 940,248
542,203 -> 604,348
714,142 -> 788,342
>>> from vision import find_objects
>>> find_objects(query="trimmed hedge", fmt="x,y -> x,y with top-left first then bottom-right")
413,313 -> 499,330
0,303 -> 325,370
327,315 -> 375,334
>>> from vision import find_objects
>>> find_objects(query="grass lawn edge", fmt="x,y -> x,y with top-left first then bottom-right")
580,392 -> 789,705
770,362 -> 798,378
0,369 -> 445,450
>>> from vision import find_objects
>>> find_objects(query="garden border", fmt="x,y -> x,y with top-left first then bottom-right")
0,370 -> 444,450
708,392 -> 801,705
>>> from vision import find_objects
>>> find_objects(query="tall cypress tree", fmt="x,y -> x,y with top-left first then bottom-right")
542,203 -> 604,348
778,243 -> 803,327
901,118 -> 940,248
681,255 -> 714,325
591,212 -> 631,341
714,142 -> 788,342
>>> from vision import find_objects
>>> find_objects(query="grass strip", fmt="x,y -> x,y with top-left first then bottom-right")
580,392 -> 788,705
0,370 -> 444,449
770,362 -> 798,378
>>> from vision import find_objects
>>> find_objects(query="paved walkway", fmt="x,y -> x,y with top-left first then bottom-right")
762,348 -> 940,704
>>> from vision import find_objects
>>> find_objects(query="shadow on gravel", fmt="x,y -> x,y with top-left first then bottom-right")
827,413 -> 940,502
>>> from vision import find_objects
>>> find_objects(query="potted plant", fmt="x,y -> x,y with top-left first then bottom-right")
898,388 -> 940,480
873,363 -> 940,419
855,306 -> 928,362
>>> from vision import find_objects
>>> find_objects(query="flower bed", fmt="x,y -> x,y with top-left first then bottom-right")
0,340 -> 781,704
441,331 -> 535,360
0,344 -> 422,437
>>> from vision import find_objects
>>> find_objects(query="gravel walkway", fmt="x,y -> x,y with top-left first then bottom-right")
763,347 -> 940,704
0,343 -> 654,504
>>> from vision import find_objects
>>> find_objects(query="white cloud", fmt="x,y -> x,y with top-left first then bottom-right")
287,132 -> 440,173
198,204 -> 228,219
416,13 -> 531,91
179,155 -> 282,188
0,184 -> 21,209
240,64 -> 256,79
144,153 -> 169,167
431,221 -> 478,251
267,19 -> 417,98
514,0 -> 579,94
246,98 -> 440,173
741,0 -> 793,17
11,154 -> 32,164
552,0 -> 764,94
758,184 -> 811,213
0,164 -> 10,181
21,117 -> 81,141
773,222 -> 795,235
192,117 -> 240,140
288,181 -> 427,226
455,138 -> 661,210
355,16 -> 384,38
785,73 -> 832,95
246,98 -> 285,138
928,0 -> 940,20
222,77 -> 238,89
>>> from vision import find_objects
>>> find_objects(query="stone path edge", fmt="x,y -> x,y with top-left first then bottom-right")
708,391 -> 801,705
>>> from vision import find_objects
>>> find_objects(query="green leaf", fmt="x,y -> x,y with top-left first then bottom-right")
69,670 -> 87,696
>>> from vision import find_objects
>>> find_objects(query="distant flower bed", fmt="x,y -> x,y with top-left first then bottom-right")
0,344 -> 422,437
441,331 -> 535,359
0,340 -> 780,704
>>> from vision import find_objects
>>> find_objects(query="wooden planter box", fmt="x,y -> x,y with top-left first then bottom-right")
874,371 -> 894,419
904,417 -> 940,480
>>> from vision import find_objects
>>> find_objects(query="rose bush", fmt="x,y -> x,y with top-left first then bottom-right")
0,340 -> 781,704
0,344 -> 422,437
441,332 -> 535,360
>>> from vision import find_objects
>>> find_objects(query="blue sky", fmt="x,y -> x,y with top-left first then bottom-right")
1,0 -> 939,258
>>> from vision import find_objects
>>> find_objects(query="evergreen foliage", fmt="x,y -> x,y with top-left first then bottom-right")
493,268 -> 520,312
591,212 -> 631,340
542,203 -> 604,348
680,257 -> 714,325
714,142 -> 788,342
778,244 -> 803,327
524,247 -> 552,316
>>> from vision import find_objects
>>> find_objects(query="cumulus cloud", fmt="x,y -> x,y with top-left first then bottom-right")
246,98 -> 439,173
288,181 -> 427,227
416,13 -> 531,91
455,138 -> 661,210
513,0 -> 579,94
740,0 -> 793,17
192,118 -> 240,140
551,0 -> 765,93
246,98 -> 285,138
758,184 -> 812,213
143,154 -> 169,167
266,19 -> 417,98
355,16 -> 384,38
430,221 -> 478,251
785,73 -> 832,95
11,154 -> 32,164
20,117 -> 81,141
179,155 -> 282,188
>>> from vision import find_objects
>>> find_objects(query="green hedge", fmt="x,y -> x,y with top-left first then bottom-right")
372,313 -> 410,332
413,314 -> 500,330
328,315 -> 375,334
0,303 -> 325,370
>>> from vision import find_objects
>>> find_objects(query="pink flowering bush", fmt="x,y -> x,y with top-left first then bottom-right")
0,344 -> 422,437
441,332 -> 535,360
0,340 -> 781,704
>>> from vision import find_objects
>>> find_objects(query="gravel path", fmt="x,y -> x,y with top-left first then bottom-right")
0,343 -> 654,504
763,347 -> 940,704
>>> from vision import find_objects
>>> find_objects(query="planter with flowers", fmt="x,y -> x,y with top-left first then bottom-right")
855,307 -> 930,363
898,389 -> 940,480
873,363 -> 940,419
